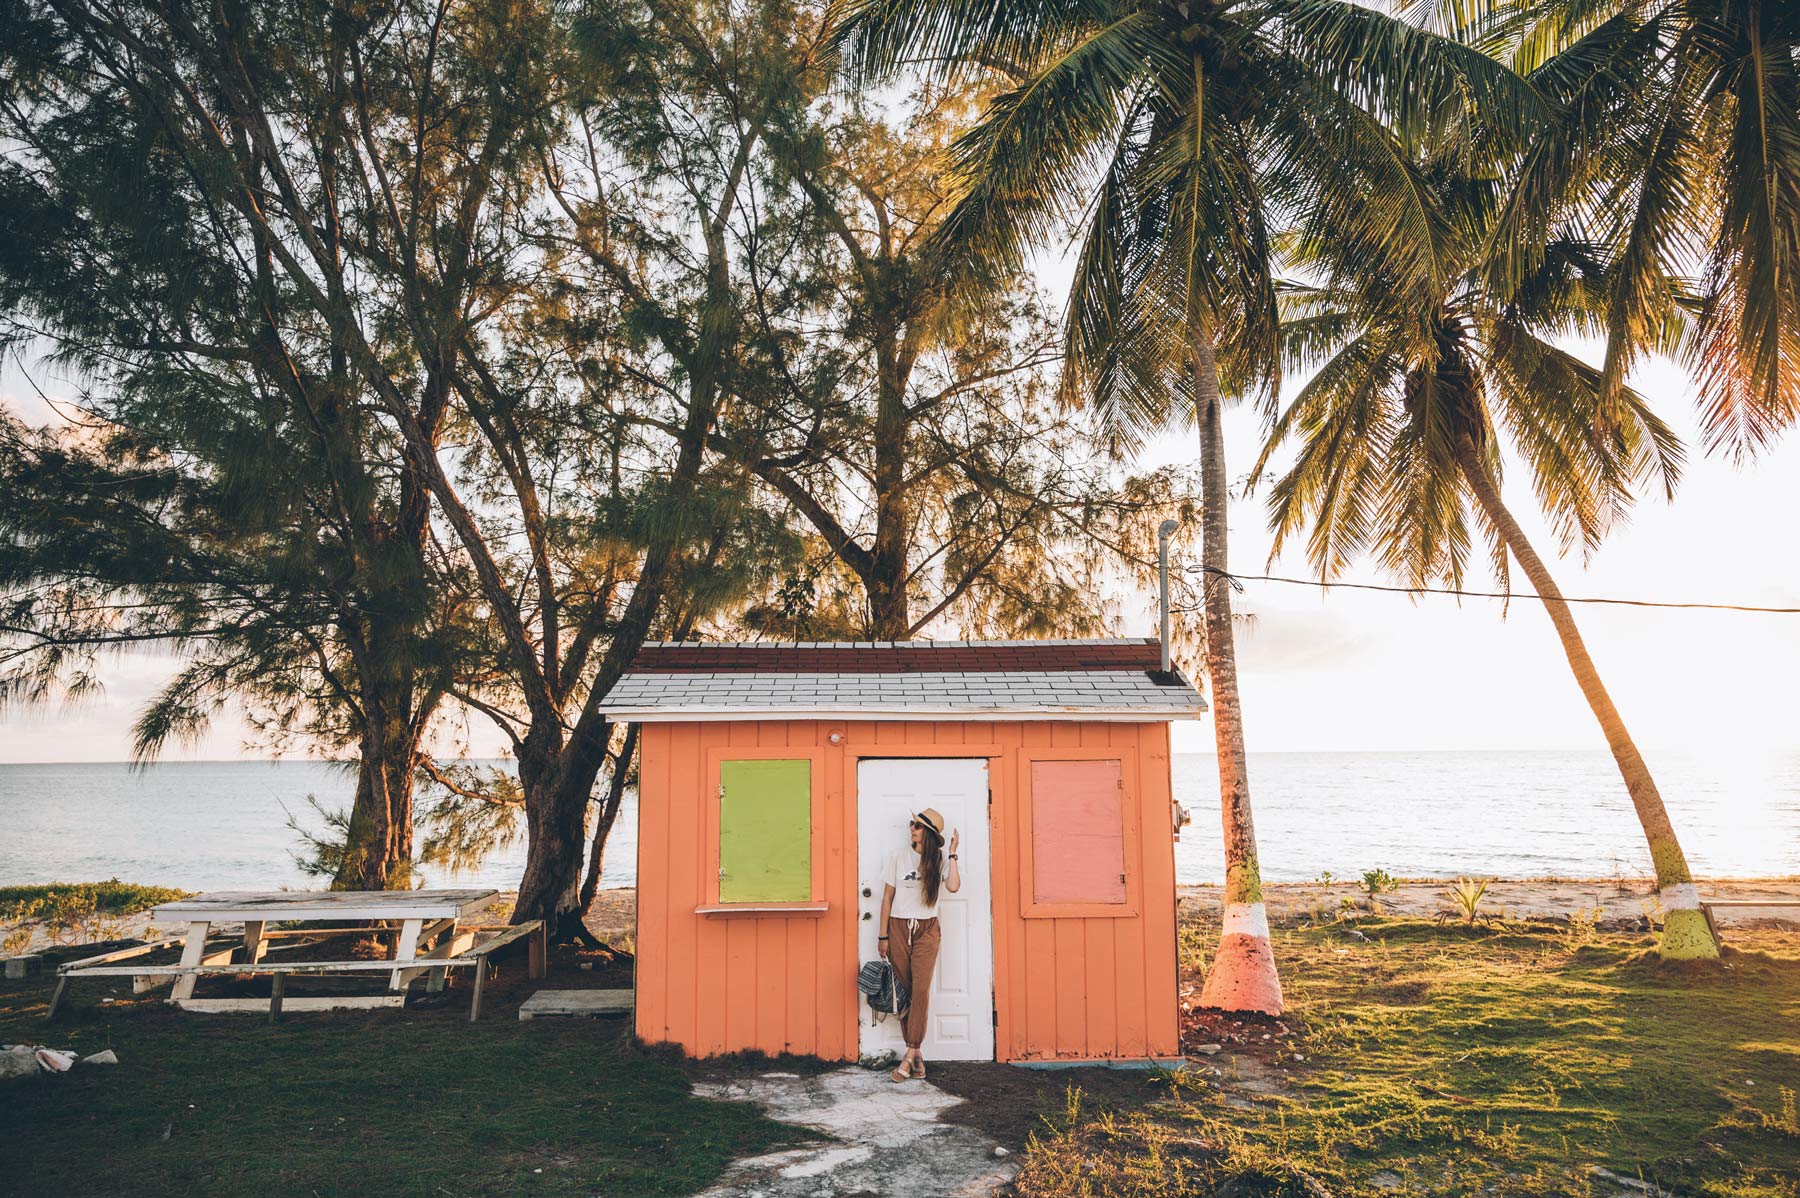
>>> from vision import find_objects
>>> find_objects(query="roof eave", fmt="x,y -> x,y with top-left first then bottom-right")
598,704 -> 1205,723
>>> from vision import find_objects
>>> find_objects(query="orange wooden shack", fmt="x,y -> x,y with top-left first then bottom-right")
598,638 -> 1205,1064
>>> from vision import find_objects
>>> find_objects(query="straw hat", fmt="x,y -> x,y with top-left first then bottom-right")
912,808 -> 945,837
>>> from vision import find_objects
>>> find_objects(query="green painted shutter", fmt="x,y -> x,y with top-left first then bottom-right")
719,759 -> 812,902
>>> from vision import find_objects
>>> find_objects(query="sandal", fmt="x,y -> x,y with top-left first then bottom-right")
890,1061 -> 913,1082
911,1059 -> 927,1080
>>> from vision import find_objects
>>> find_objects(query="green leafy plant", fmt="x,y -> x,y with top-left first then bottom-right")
1438,878 -> 1496,926
0,881 -> 188,951
1563,907 -> 1604,952
1359,870 -> 1400,912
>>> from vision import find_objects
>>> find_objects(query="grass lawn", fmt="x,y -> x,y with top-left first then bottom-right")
0,947 -> 802,1198
1012,912 -> 1800,1197
7,894 -> 1797,1198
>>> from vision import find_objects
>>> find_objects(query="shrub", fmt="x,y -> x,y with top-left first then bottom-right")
0,880 -> 189,952
1359,869 -> 1400,912
1439,877 -> 1494,926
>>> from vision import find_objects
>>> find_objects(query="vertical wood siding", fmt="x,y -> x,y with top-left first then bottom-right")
633,719 -> 1179,1061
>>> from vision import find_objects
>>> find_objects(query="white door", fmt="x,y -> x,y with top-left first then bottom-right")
856,757 -> 995,1062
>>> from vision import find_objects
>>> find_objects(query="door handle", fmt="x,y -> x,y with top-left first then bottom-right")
861,886 -> 872,898
861,911 -> 872,921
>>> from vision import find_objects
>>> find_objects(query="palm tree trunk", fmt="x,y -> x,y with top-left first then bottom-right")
1454,436 -> 1717,959
1192,331 -> 1285,1013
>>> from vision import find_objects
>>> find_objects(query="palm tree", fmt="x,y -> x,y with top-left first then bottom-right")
1256,139 -> 1721,958
832,0 -> 1539,1010
1484,0 -> 1800,456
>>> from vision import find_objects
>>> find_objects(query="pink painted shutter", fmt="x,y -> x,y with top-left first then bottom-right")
1030,759 -> 1126,903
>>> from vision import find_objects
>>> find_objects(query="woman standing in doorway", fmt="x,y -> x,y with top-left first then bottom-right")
877,807 -> 961,1080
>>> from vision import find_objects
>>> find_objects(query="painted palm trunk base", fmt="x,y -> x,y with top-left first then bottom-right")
1658,884 -> 1721,960
1198,902 -> 1284,1015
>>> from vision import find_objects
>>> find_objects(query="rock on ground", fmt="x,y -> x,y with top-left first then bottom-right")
692,1067 -> 1016,1198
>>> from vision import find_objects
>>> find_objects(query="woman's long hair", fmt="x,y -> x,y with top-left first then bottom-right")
917,823 -> 944,907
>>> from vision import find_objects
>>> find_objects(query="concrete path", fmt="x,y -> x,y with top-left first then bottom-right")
692,1067 -> 1015,1198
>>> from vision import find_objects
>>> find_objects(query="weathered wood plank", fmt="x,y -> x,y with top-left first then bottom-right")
4,955 -> 42,980
153,889 -> 497,922
469,961 -> 488,1022
390,918 -> 425,990
171,921 -> 211,1001
462,921 -> 543,958
175,995 -> 405,1015
56,940 -> 168,973
424,929 -> 476,993
416,918 -> 456,950
242,920 -> 267,965
135,944 -> 235,993
66,940 -> 533,979
518,990 -> 633,1019
66,958 -> 475,978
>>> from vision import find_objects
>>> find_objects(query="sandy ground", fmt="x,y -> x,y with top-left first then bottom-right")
12,879 -> 1796,957
579,880 -> 1800,937
1180,877 -> 1800,924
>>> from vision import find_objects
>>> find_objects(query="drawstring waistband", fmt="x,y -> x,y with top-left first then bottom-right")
899,916 -> 937,946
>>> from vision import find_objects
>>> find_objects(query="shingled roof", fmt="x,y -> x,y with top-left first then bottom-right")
597,638 -> 1206,721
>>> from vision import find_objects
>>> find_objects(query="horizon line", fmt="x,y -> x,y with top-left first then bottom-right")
4,745 -> 1795,768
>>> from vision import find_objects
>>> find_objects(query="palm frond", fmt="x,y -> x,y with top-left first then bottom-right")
829,0 -> 1113,81
1258,327 -> 1404,579
1694,3 -> 1800,454
931,13 -> 1168,282
1272,0 -> 1549,150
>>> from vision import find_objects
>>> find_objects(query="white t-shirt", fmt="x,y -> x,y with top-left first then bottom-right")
883,849 -> 942,919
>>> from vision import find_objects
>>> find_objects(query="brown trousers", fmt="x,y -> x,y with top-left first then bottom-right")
886,915 -> 941,1049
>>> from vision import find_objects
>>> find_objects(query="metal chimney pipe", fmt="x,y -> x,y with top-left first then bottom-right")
1157,519 -> 1179,673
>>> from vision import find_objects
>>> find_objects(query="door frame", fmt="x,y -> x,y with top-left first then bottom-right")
848,747 -> 1001,1061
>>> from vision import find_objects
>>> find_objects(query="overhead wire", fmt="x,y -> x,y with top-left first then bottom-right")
1174,565 -> 1800,615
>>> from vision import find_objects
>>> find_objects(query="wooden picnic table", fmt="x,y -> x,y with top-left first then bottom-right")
149,888 -> 502,1010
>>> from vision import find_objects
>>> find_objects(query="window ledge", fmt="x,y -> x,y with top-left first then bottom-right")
1021,903 -> 1139,920
695,903 -> 829,918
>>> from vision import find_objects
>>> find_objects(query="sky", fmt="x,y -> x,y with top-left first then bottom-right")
3,325 -> 1798,765
1152,366 -> 1800,757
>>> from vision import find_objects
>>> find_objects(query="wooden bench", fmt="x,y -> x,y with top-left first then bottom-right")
1699,900 -> 1800,946
47,920 -> 546,1024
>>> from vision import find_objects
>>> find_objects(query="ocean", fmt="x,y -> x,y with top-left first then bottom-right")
1,750 -> 1796,893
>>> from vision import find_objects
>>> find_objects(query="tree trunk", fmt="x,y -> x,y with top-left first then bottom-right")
580,723 -> 639,914
333,696 -> 421,891
511,372 -> 718,933
868,330 -> 911,639
513,154 -> 748,932
1453,435 -> 1717,959
1191,331 -> 1284,1014
510,725 -> 575,927
331,381 -> 438,892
